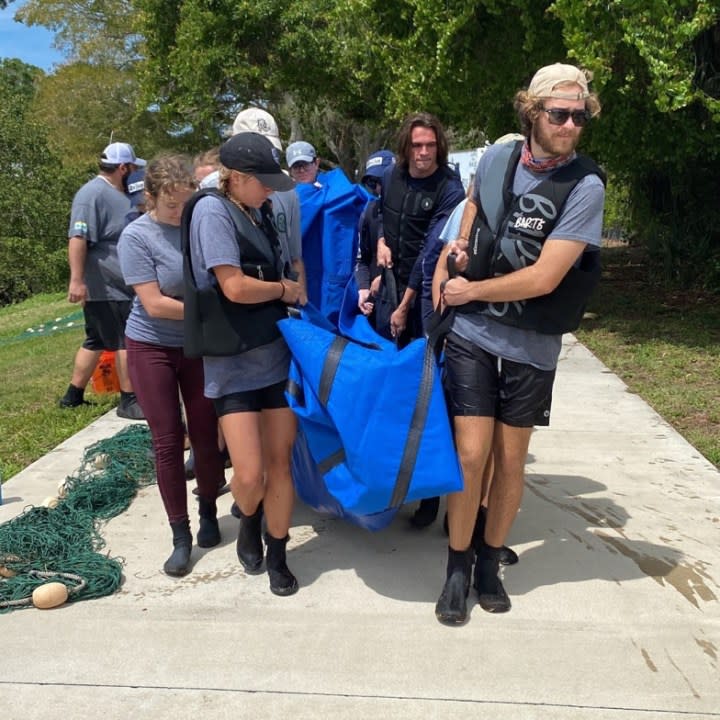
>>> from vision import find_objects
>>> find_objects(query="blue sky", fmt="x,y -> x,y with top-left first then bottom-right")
0,4 -> 64,72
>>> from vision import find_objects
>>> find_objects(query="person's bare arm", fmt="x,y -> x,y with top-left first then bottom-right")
442,238 -> 586,307
67,236 -> 88,303
213,265 -> 303,305
132,281 -> 184,320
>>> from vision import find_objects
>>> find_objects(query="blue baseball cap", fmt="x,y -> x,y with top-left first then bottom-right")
362,150 -> 395,183
127,169 -> 145,206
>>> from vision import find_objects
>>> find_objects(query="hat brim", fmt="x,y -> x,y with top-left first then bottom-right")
255,172 -> 295,192
289,155 -> 315,167
134,158 -> 147,167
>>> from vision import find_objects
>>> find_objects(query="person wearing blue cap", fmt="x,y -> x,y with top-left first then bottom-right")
355,150 -> 395,320
59,141 -> 147,420
125,168 -> 146,225
286,141 -> 321,185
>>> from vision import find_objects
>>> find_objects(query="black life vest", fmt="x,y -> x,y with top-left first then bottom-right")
457,141 -> 606,335
382,165 -> 452,287
182,189 -> 287,358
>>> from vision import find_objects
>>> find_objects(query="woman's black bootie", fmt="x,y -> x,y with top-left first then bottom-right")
236,503 -> 264,573
164,519 -> 192,577
435,546 -> 473,625
265,533 -> 299,596
197,498 -> 221,548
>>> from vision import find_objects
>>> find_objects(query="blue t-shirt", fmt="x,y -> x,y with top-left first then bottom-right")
188,194 -> 290,397
118,213 -> 185,347
450,145 -> 605,370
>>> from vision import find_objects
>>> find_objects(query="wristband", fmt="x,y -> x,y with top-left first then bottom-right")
279,280 -> 286,300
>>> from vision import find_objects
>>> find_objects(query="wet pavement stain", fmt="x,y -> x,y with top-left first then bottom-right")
595,531 -> 718,608
641,647 -> 658,672
695,636 -> 718,663
665,649 -> 701,699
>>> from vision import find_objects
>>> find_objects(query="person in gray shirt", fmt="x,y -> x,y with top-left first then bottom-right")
119,154 -> 226,577
59,142 -> 146,419
187,133 -> 304,596
433,63 -> 605,624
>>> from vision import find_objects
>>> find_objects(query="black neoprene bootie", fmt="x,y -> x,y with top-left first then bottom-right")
265,533 -> 299,596
164,519 -> 192,577
470,508 -> 519,566
474,543 -> 511,613
197,498 -> 221,548
435,547 -> 473,625
410,496 -> 440,528
236,503 -> 264,573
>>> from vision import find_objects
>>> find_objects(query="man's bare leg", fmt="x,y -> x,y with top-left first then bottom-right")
475,422 -> 532,613
436,415 -> 494,624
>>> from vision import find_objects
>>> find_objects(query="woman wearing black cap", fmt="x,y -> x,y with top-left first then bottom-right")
185,132 -> 304,595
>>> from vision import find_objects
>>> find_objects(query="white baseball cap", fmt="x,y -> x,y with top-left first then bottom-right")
101,142 -> 146,166
232,108 -> 282,151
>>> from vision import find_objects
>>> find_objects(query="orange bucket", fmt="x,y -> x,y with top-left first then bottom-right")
91,350 -> 121,394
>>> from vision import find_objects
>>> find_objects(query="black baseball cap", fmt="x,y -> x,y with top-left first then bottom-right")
219,132 -> 295,192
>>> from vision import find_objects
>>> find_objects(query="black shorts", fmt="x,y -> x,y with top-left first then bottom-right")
82,301 -> 132,351
212,380 -> 289,416
443,333 -> 556,427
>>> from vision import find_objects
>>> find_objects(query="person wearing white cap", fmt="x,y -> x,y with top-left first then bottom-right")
59,141 -> 147,419
432,63 -> 605,624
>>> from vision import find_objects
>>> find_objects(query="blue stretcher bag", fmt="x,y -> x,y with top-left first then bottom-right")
279,295 -> 463,531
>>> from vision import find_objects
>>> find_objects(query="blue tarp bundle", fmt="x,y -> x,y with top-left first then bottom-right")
280,292 -> 463,531
296,169 -> 371,324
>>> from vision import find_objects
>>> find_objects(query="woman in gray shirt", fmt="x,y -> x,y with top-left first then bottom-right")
119,155 -> 226,577
187,133 -> 304,596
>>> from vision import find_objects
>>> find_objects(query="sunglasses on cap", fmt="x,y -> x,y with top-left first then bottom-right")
541,108 -> 591,127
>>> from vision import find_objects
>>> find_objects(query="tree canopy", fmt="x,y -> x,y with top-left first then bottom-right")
3,0 -> 720,289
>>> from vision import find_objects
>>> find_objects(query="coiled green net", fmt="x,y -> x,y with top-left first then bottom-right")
0,424 -> 154,611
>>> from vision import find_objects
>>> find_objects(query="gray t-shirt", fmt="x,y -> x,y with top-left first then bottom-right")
451,145 -> 605,370
118,213 -> 185,347
188,194 -> 290,397
68,176 -> 133,301
200,170 -> 301,268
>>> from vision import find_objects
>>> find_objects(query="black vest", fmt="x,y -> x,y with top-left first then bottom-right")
182,189 -> 287,358
382,165 -> 452,287
458,141 -> 605,335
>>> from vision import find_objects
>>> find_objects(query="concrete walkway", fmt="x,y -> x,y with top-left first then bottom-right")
1,336 -> 719,719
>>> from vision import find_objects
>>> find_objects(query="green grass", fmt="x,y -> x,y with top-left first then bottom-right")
576,245 -> 720,467
0,293 -> 116,480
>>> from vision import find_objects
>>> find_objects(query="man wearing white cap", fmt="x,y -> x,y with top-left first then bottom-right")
432,63 -> 605,624
59,141 -> 146,419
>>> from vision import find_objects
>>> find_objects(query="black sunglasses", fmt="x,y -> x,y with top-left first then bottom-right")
541,108 -> 591,127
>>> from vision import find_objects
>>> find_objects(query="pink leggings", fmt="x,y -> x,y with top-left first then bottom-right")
126,337 -> 224,524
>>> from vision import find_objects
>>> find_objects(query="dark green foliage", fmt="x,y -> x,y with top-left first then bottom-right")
0,59 -> 85,306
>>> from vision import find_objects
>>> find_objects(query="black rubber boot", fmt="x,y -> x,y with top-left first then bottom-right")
197,498 -> 221,548
163,519 -> 192,577
236,503 -> 264,574
410,496 -> 440,528
265,533 -> 298,596
470,508 -> 519,566
474,543 -> 511,613
435,547 -> 473,625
